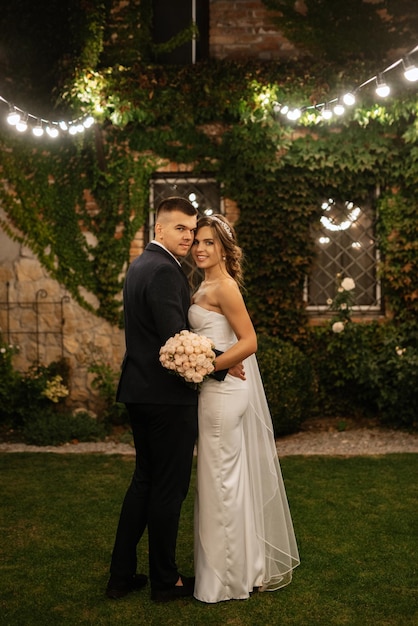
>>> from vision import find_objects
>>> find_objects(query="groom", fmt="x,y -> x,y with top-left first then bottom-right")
106,196 -> 201,602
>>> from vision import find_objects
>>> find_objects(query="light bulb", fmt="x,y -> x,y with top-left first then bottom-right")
68,125 -> 78,135
16,116 -> 28,132
322,104 -> 332,120
32,120 -> 44,137
343,92 -> 355,106
7,107 -> 20,125
59,121 -> 68,131
287,108 -> 301,121
46,125 -> 59,138
83,115 -> 95,128
403,58 -> 418,82
376,75 -> 390,98
280,105 -> 289,115
333,102 -> 345,116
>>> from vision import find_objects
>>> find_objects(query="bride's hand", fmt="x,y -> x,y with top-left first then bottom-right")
228,363 -> 246,380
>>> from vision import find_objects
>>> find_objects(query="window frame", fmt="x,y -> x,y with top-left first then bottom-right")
305,193 -> 383,317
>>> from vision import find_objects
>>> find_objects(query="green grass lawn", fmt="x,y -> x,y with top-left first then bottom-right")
0,453 -> 417,626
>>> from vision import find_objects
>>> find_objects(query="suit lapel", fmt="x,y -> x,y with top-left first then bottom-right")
146,243 -> 189,286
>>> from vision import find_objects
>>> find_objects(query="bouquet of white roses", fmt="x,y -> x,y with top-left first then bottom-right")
159,330 -> 216,384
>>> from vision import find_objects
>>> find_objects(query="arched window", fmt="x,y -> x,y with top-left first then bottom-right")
306,197 -> 382,315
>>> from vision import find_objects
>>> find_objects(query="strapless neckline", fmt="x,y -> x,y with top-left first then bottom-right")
190,303 -> 224,317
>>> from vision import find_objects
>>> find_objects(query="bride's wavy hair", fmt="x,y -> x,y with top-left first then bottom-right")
196,214 -> 244,289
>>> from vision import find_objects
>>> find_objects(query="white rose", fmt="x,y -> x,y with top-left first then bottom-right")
332,321 -> 345,333
184,368 -> 195,380
341,277 -> 355,291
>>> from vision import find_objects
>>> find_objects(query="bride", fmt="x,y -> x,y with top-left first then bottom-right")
189,214 -> 300,604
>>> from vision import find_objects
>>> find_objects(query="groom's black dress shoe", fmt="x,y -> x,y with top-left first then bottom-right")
106,573 -> 148,599
151,575 -> 195,603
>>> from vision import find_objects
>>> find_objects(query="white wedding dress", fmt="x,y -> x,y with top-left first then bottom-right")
189,304 -> 300,603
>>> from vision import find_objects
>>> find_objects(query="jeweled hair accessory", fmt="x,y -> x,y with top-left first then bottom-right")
210,215 -> 233,239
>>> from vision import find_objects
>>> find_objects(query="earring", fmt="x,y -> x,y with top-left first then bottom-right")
222,256 -> 226,261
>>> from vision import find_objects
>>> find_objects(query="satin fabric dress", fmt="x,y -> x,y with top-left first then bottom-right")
189,304 -> 300,604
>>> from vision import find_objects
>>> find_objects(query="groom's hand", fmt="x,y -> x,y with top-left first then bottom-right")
229,363 -> 246,380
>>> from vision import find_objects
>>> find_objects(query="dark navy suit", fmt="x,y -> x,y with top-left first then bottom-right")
110,243 -> 198,589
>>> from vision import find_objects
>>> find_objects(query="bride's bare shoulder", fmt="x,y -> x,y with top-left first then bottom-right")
217,277 -> 243,303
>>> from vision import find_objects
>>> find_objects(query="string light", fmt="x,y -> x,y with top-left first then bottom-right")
272,43 -> 418,125
375,74 -> 390,98
1,43 -> 418,135
0,95 -> 94,139
321,103 -> 333,120
320,199 -> 361,232
46,125 -> 59,138
343,92 -> 356,106
16,115 -> 28,133
403,56 -> 418,82
7,106 -> 20,125
333,100 -> 345,116
32,119 -> 44,137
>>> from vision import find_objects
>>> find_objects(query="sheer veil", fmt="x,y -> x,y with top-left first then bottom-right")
242,354 -> 300,590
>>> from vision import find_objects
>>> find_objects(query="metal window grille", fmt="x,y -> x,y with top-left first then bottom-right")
306,197 -> 382,314
149,174 -> 222,287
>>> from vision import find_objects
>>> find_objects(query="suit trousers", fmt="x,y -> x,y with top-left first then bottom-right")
109,402 -> 198,588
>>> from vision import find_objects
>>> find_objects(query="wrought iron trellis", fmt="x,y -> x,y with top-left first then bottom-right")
0,281 -> 70,364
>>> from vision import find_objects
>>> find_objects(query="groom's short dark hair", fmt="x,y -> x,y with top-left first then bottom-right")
156,196 -> 198,218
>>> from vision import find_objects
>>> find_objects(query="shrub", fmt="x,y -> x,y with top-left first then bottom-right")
303,319 -> 418,430
0,338 -> 123,444
0,340 -> 21,422
302,322 -> 380,419
366,321 -> 418,429
88,361 -> 128,425
22,410 -> 106,446
257,335 -> 314,436
10,359 -> 71,427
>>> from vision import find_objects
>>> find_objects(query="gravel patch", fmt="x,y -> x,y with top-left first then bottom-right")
1,426 -> 417,456
276,427 -> 418,457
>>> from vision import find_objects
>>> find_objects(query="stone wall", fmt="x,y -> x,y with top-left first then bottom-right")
0,219 -> 125,412
0,185 -> 240,410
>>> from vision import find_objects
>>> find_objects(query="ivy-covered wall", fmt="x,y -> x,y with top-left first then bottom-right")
1,0 -> 418,343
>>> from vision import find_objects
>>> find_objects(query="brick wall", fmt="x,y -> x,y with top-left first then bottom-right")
0,1 -> 299,410
209,0 -> 298,60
